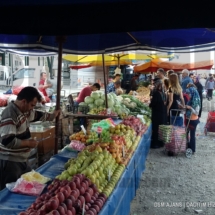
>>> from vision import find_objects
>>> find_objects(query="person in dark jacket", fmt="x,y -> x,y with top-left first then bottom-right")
130,73 -> 140,91
193,75 -> 203,117
149,79 -> 167,148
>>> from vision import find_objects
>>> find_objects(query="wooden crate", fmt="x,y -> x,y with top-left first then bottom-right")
30,126 -> 55,155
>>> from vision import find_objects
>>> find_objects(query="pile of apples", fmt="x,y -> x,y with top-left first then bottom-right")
57,149 -> 125,197
122,116 -> 148,136
19,174 -> 107,215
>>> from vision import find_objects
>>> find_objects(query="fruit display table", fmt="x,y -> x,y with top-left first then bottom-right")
0,124 -> 151,215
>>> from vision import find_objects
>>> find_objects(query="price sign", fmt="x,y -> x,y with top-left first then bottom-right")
122,145 -> 125,157
80,125 -> 87,135
108,168 -> 111,181
82,199 -> 85,215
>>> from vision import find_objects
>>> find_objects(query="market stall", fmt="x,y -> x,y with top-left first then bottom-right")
0,121 -> 151,215
0,87 -> 152,215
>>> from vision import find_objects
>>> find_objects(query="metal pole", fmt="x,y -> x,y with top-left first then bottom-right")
55,36 -> 66,154
102,53 -> 108,108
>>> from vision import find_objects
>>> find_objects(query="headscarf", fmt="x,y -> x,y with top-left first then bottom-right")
185,86 -> 200,118
194,75 -> 199,83
153,79 -> 166,102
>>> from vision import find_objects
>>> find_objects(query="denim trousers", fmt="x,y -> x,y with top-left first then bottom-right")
185,118 -> 200,153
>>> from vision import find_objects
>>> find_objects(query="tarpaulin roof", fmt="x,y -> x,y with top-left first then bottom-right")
134,59 -> 214,73
1,29 -> 215,55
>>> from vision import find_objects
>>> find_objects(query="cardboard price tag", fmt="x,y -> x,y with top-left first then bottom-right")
108,168 -> 111,181
82,200 -> 85,215
122,145 -> 125,157
80,125 -> 87,135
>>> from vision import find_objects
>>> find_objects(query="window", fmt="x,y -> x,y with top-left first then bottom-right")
14,68 -> 35,79
25,57 -> 29,66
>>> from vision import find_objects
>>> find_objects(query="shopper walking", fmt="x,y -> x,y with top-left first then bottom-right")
205,76 -> 215,101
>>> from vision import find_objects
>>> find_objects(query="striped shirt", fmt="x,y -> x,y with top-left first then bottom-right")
0,102 -> 54,162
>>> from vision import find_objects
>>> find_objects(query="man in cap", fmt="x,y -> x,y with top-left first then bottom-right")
181,69 -> 193,92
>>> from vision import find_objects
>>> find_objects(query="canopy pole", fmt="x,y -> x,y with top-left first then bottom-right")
102,53 -> 108,108
55,36 -> 66,155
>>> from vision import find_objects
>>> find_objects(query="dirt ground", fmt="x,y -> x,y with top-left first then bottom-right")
130,98 -> 215,215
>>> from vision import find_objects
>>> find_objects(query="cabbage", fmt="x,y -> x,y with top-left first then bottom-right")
88,103 -> 95,110
107,98 -> 114,108
94,98 -> 104,106
117,96 -> 123,102
107,94 -> 113,100
109,92 -> 117,99
84,96 -> 94,104
91,91 -> 100,99
79,102 -> 88,106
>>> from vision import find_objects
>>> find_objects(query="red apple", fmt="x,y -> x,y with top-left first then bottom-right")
68,181 -> 76,190
34,202 -> 43,210
97,197 -> 105,204
67,210 -> 73,215
55,192 -> 65,203
84,192 -> 91,203
47,210 -> 60,215
91,196 -> 96,201
78,195 -> 85,206
94,200 -> 102,209
85,210 -> 94,215
18,212 -> 29,215
29,203 -> 37,209
79,187 -> 85,195
90,184 -> 98,193
57,205 -> 66,215
65,199 -> 73,210
68,195 -> 76,202
75,189 -> 80,197
62,189 -> 70,199
98,193 -> 107,201
91,204 -> 100,213
29,212 -> 38,215
71,190 -> 78,199
89,208 -> 97,214
71,207 -> 76,215
81,182 -> 87,191
86,188 -> 94,196
60,203 -> 67,213
45,199 -> 59,211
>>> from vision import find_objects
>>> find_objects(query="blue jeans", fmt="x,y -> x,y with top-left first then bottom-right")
186,118 -> 199,153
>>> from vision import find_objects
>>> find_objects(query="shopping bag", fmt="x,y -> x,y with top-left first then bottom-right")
158,125 -> 173,144
165,127 -> 186,153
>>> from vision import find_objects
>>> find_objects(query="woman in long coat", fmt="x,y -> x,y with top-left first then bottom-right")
149,79 -> 167,148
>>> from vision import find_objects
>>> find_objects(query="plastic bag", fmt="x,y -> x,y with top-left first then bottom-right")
21,170 -> 51,184
65,140 -> 86,151
91,118 -> 115,133
6,178 -> 46,196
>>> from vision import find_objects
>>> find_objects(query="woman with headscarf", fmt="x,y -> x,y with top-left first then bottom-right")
149,79 -> 167,148
184,84 -> 200,154
193,75 -> 203,118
